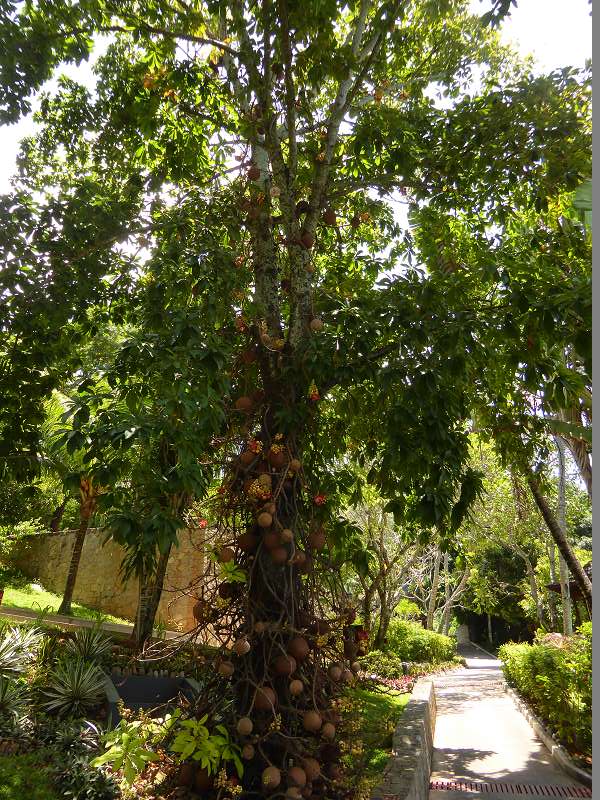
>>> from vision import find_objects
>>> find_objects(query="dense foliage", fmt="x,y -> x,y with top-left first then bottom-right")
499,623 -> 592,760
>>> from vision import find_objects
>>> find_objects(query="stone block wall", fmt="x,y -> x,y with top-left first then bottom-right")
7,527 -> 204,632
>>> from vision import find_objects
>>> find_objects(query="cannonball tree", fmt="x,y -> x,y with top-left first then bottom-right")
0,0 -> 590,794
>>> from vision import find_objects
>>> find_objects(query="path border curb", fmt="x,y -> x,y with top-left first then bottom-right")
371,679 -> 436,800
504,684 -> 592,788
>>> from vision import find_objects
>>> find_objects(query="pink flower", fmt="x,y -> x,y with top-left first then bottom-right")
313,494 -> 327,506
198,518 -> 208,529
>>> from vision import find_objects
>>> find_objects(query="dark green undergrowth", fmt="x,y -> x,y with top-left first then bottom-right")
0,752 -> 60,800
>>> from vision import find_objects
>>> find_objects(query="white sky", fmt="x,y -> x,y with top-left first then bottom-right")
0,0 -> 592,193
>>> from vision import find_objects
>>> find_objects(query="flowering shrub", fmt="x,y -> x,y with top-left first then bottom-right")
499,623 -> 592,760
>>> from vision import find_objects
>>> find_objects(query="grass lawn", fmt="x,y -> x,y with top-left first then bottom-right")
0,753 -> 60,800
1,581 -> 131,625
343,686 -> 410,789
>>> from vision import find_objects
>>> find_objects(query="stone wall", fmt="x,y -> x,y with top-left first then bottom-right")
7,527 -> 204,632
371,679 -> 437,800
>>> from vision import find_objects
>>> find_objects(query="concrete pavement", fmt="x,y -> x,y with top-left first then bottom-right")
428,644 -> 587,799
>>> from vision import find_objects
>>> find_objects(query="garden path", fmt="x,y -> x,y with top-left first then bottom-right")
428,643 -> 587,800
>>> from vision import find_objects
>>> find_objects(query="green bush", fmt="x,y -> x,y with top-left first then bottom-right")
359,650 -> 407,679
384,620 -> 456,663
499,623 -> 591,758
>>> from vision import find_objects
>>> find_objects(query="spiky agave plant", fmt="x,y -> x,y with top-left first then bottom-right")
40,658 -> 106,718
0,677 -> 30,727
65,628 -> 113,664
0,626 -> 42,678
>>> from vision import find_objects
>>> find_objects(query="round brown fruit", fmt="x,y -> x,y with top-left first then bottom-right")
302,758 -> 321,781
293,549 -> 307,567
281,528 -> 294,543
295,200 -> 310,216
268,449 -> 287,468
303,711 -> 323,732
218,546 -> 235,563
217,660 -> 235,677
193,599 -> 210,623
233,638 -> 251,656
287,636 -> 310,662
328,665 -> 342,682
242,743 -> 255,760
288,766 -> 307,787
194,766 -> 214,791
258,511 -> 273,528
255,686 -> 277,711
350,214 -> 360,229
322,208 -> 336,226
342,669 -> 354,683
301,231 -> 315,249
263,531 -> 280,550
236,716 -> 253,736
247,165 -> 261,181
262,766 -> 282,789
237,531 -> 259,552
309,318 -> 324,332
351,661 -> 361,673
289,458 -> 302,472
235,396 -> 253,412
271,546 -> 289,565
273,654 -> 297,676
263,502 -> 276,515
286,788 -> 303,800
321,722 -> 336,740
240,450 -> 255,466
289,679 -> 304,696
308,529 -> 326,550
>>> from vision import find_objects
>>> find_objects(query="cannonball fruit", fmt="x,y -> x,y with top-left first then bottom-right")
217,660 -> 235,677
273,654 -> 297,675
219,547 -> 235,563
288,766 -> 307,787
193,599 -> 209,623
286,788 -> 303,800
287,636 -> 310,662
242,744 -> 255,760
321,722 -> 336,740
271,546 -> 289,565
351,661 -> 361,673
301,231 -> 315,249
309,318 -> 324,332
263,766 -> 281,788
247,165 -> 261,181
303,710 -> 323,732
281,528 -> 294,542
322,208 -> 336,226
308,528 -> 326,550
236,717 -> 253,736
258,511 -> 273,528
233,638 -> 251,656
255,686 -> 277,710
237,532 -> 259,552
328,665 -> 342,682
240,450 -> 255,466
263,530 -> 281,550
263,502 -> 277,515
342,669 -> 354,683
235,396 -> 253,412
289,458 -> 302,472
289,678 -> 304,696
302,758 -> 321,781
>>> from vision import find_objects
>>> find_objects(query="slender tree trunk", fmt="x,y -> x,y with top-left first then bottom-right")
546,540 -> 559,631
57,516 -> 90,616
557,408 -> 592,501
526,560 -> 545,629
373,586 -> 391,650
487,613 -> 493,644
526,472 -> 592,613
49,498 -> 67,533
426,548 -> 442,630
555,437 -> 573,635
133,545 -> 172,645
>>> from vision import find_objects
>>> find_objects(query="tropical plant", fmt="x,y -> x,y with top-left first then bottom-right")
51,752 -> 119,800
40,658 -> 106,718
65,628 -> 113,664
170,715 -> 243,778
0,677 -> 30,725
0,625 -> 42,678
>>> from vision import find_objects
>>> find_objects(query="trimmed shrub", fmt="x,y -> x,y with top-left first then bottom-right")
359,650 -> 407,679
499,623 -> 591,758
384,620 -> 456,662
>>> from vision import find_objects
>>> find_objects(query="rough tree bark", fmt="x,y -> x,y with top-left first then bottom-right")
546,539 -> 559,631
526,471 -> 592,613
426,548 -> 442,630
133,545 -> 172,645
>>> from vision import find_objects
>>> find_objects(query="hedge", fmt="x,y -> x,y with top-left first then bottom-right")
384,620 -> 456,663
499,623 -> 592,759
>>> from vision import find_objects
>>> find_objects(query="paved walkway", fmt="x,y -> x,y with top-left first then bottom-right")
429,643 -> 586,799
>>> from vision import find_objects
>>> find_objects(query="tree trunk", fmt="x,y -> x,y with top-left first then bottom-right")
526,472 -> 592,613
57,516 -> 90,615
49,498 -> 67,533
438,552 -> 451,635
373,587 -> 391,650
526,559 -> 545,629
546,540 -> 559,631
426,548 -> 442,630
487,613 -> 493,644
555,437 -> 573,635
133,545 -> 172,645
557,408 -> 592,501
